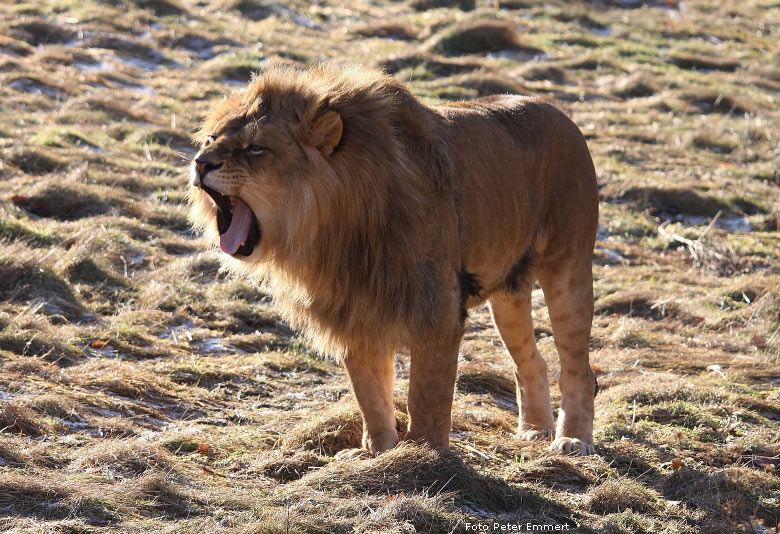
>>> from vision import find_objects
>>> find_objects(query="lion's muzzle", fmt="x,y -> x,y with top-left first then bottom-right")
190,156 -> 261,257
192,157 -> 222,186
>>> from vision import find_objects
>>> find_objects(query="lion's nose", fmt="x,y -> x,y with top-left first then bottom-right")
193,158 -> 222,185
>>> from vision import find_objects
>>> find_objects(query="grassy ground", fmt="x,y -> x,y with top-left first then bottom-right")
1,0 -> 779,532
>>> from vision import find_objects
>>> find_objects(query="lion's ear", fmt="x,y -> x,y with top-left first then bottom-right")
307,110 -> 342,156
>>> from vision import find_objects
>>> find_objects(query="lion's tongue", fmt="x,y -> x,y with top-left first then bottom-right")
219,199 -> 252,255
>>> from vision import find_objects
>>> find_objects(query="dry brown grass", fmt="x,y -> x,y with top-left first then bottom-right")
669,53 -> 740,72
356,22 -> 418,41
378,52 -> 486,81
0,402 -> 48,437
283,401 -> 365,455
588,477 -> 659,514
299,443 -> 563,516
68,440 -> 175,479
0,0 -> 778,531
411,0 -> 475,11
432,20 -> 542,56
595,289 -> 690,321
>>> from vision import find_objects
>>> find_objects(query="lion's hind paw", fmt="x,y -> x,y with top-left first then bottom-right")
517,428 -> 552,442
549,437 -> 595,456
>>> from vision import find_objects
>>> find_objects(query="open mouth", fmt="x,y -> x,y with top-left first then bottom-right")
201,185 -> 260,256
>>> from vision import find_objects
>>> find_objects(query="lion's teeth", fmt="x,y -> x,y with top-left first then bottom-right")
240,240 -> 246,246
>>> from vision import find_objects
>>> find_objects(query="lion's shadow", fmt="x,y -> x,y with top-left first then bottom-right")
296,443 -> 593,531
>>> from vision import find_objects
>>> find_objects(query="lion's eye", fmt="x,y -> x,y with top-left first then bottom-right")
205,135 -> 215,146
246,145 -> 268,156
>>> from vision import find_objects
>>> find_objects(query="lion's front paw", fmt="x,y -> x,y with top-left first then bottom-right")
549,437 -> 595,456
334,448 -> 370,461
517,428 -> 552,442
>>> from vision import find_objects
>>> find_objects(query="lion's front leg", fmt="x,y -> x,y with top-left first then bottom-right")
405,317 -> 463,448
340,348 -> 399,457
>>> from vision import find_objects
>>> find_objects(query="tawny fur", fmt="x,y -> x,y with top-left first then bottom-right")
188,63 -> 599,456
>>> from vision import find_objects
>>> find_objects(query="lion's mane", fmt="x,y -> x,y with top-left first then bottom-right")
189,64 -> 456,357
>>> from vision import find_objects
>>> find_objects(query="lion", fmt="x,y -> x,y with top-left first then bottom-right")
188,63 -> 599,456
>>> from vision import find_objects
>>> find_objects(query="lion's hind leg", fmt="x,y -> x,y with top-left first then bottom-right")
489,290 -> 555,442
537,257 -> 596,456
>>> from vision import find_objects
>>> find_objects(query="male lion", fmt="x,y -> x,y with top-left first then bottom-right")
188,63 -> 599,456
